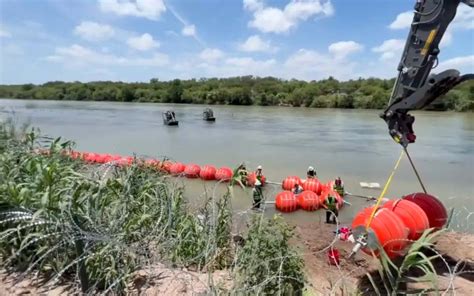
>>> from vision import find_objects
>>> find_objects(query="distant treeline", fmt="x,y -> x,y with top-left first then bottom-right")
1,76 -> 473,111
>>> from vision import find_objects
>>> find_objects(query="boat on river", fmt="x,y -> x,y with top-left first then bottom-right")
203,108 -> 216,122
163,110 -> 178,126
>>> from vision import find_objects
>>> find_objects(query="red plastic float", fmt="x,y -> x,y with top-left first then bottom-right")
275,191 -> 298,212
302,178 -> 322,194
159,161 -> 173,173
247,172 -> 266,187
170,162 -> 186,175
282,176 -> 303,191
215,167 -> 233,181
184,164 -> 201,178
383,199 -> 429,241
319,190 -> 344,209
402,193 -> 448,230
200,165 -> 217,180
352,206 -> 409,258
297,190 -> 319,211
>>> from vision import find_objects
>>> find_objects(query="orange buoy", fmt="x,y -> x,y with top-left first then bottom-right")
383,199 -> 429,241
145,159 -> 160,168
402,193 -> 448,230
282,176 -> 302,191
170,162 -> 186,175
247,172 -> 266,187
159,161 -> 173,173
302,178 -> 322,194
200,165 -> 217,180
275,191 -> 298,212
319,190 -> 344,209
297,190 -> 319,211
184,164 -> 201,178
352,206 -> 409,258
215,167 -> 233,181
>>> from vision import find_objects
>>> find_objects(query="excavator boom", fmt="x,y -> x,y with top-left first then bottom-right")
381,0 -> 474,147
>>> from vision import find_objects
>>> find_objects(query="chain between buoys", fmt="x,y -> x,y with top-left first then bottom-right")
365,149 -> 405,230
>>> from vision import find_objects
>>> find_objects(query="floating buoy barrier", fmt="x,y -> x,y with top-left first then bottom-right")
402,192 -> 447,230
170,162 -> 186,175
352,206 -> 409,258
297,190 -> 319,211
302,178 -> 322,194
160,160 -> 173,173
215,167 -> 233,181
382,199 -> 429,241
184,164 -> 201,178
275,191 -> 298,212
282,176 -> 303,191
200,165 -> 216,180
247,172 -> 266,187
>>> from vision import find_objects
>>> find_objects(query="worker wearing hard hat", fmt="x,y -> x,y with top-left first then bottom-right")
255,165 -> 264,182
307,166 -> 316,178
252,179 -> 263,209
334,177 -> 345,196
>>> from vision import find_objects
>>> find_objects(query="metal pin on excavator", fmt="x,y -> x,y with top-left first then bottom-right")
381,0 -> 474,148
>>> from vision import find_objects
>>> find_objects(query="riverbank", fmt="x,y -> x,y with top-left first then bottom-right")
1,75 -> 472,111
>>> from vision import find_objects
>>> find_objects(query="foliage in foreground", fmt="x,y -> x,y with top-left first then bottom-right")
1,76 -> 472,111
0,121 -> 306,295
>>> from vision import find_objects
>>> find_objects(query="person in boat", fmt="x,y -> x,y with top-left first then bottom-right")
252,179 -> 264,209
292,183 -> 303,195
323,192 -> 339,224
334,177 -> 345,196
307,166 -> 316,178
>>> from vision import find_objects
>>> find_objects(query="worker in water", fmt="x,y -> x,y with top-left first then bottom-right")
252,179 -> 263,209
255,165 -> 263,181
334,177 -> 345,196
292,183 -> 303,195
231,163 -> 248,187
323,192 -> 339,224
307,166 -> 316,178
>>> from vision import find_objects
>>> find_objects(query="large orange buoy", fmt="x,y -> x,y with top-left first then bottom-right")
282,176 -> 303,191
352,206 -> 409,258
247,172 -> 266,187
275,191 -> 298,212
170,162 -> 186,175
319,190 -> 344,209
297,191 -> 319,211
215,167 -> 233,181
383,199 -> 429,241
159,161 -> 173,173
302,178 -> 322,194
200,165 -> 217,180
402,193 -> 448,230
184,164 -> 201,178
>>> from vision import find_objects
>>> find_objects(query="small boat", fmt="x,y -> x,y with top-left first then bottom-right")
163,110 -> 179,126
203,108 -> 216,122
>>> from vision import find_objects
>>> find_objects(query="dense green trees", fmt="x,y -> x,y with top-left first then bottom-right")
0,76 -> 472,111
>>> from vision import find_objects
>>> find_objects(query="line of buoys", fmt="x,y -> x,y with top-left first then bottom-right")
297,191 -> 320,211
282,176 -> 303,191
184,164 -> 201,178
170,162 -> 186,175
215,167 -> 233,181
275,191 -> 298,212
302,178 -> 322,195
351,192 -> 448,258
200,165 -> 216,180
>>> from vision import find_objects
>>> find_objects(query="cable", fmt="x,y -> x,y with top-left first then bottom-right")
404,147 -> 428,194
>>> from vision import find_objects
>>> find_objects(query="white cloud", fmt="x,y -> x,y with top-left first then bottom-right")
328,41 -> 363,59
225,57 -> 276,68
74,21 -> 115,41
46,44 -> 169,67
199,48 -> 224,62
245,0 -> 334,34
372,39 -> 405,61
127,33 -> 159,51
0,26 -> 11,37
181,24 -> 196,37
99,0 -> 166,20
389,11 -> 412,30
437,55 -> 474,72
238,35 -> 276,52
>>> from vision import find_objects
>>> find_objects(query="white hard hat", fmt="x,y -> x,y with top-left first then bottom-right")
308,166 -> 314,171
257,165 -> 262,170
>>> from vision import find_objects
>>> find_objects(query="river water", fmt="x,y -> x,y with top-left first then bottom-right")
1,99 -> 473,232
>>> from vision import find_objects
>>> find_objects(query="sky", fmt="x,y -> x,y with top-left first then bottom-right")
0,0 -> 473,84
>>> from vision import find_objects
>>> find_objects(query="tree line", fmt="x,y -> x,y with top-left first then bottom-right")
1,76 -> 472,111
